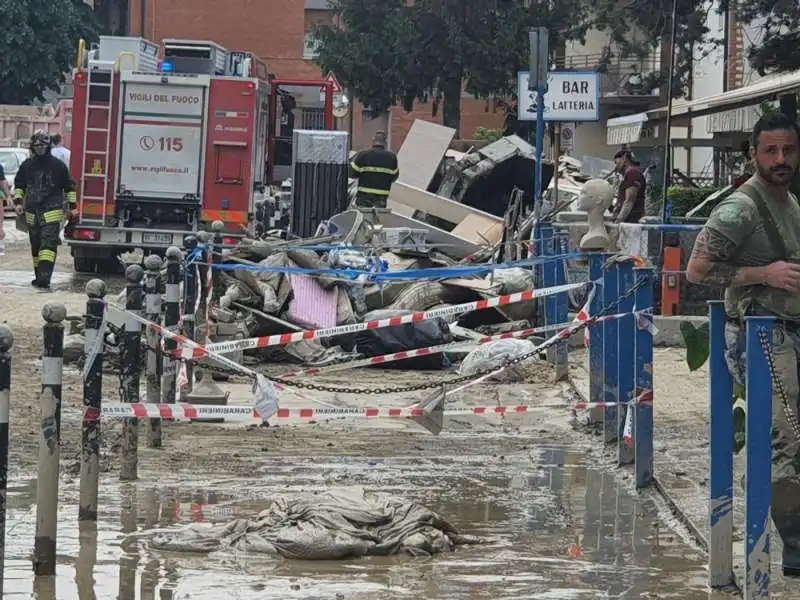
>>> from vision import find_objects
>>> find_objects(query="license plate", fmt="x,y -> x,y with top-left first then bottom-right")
142,233 -> 172,245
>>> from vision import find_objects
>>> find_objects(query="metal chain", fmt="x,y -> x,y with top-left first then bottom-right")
97,267 -> 650,397
757,327 -> 800,441
252,274 -> 651,395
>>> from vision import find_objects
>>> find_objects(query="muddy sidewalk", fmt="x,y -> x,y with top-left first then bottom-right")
570,347 -> 800,597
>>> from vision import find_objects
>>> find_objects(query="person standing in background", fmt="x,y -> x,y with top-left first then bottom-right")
612,149 -> 646,223
50,134 -> 71,168
349,131 -> 399,209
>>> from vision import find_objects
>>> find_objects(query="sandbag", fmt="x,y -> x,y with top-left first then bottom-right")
489,267 -> 535,294
389,281 -> 448,313
458,338 -> 538,382
344,309 -> 452,370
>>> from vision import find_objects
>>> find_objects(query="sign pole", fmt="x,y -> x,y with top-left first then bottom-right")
553,122 -> 561,209
529,27 -> 549,226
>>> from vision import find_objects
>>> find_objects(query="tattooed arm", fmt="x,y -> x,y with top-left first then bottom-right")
686,227 -> 768,288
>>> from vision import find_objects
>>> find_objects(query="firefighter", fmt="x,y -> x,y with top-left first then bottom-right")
349,131 -> 399,208
12,131 -> 77,288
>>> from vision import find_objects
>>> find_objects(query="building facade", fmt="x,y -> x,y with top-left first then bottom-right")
124,0 -> 504,151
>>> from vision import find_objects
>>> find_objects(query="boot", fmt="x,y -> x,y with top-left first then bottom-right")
34,262 -> 53,289
31,265 -> 40,286
771,478 -> 800,577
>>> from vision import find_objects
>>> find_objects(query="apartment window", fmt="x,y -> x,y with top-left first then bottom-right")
304,9 -> 333,60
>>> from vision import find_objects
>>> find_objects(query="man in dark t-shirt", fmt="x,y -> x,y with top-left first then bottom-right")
612,149 -> 646,223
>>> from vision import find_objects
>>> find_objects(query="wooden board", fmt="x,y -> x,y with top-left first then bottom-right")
450,214 -> 505,246
389,181 -> 502,227
395,120 -> 456,190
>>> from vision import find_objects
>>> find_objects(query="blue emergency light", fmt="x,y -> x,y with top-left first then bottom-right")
159,61 -> 174,73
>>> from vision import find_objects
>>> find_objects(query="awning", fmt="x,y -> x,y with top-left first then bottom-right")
606,68 -> 800,144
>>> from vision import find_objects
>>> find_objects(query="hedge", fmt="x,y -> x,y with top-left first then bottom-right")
667,186 -> 720,217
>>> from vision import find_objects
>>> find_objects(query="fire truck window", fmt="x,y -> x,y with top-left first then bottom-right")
215,147 -> 244,184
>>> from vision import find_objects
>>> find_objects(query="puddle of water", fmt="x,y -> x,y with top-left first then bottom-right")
3,447 -> 728,599
0,269 -> 126,294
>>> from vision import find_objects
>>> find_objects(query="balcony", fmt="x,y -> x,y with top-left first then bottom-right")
555,53 -> 663,107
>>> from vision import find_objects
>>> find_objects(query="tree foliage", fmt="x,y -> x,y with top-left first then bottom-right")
0,0 -> 99,104
313,0 -> 725,133
314,0 -> 591,135
312,0 -> 413,116
720,0 -> 800,76
593,0 -> 716,99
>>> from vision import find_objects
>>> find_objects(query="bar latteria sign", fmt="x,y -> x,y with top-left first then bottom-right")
517,71 -> 600,122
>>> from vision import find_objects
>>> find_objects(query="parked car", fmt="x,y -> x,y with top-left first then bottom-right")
0,148 -> 29,214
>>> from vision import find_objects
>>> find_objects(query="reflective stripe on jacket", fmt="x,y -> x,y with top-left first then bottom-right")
350,148 -> 399,196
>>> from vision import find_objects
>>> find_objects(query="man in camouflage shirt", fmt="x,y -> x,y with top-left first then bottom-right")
687,111 -> 800,576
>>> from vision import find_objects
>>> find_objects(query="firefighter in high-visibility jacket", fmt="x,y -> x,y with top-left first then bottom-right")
349,131 -> 399,208
12,131 -> 77,288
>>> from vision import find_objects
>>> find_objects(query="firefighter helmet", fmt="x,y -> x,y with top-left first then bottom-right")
30,130 -> 52,156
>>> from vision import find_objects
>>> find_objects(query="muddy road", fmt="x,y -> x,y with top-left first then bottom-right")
0,222 -> 731,599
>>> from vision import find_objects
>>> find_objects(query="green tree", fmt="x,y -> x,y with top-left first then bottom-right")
724,0 -> 800,76
313,0 -> 413,116
314,0 -> 591,136
0,0 -> 99,104
402,0 -> 591,134
592,0 -> 716,99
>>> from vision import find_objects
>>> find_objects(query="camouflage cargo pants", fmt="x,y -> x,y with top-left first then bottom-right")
726,320 -> 800,567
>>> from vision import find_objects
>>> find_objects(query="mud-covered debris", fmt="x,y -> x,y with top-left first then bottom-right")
141,487 -> 487,559
459,338 -> 541,382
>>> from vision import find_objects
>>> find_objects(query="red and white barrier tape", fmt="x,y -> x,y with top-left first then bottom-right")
89,391 -> 652,423
182,281 -> 587,358
281,309 -> 643,379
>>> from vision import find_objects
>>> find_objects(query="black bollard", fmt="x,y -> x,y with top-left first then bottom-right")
182,236 -> 199,396
196,231 -> 212,342
34,302 -> 66,576
211,220 -> 225,301
120,265 -> 144,482
79,279 -> 106,522
162,247 -> 182,407
0,325 -> 12,594
144,255 -> 164,448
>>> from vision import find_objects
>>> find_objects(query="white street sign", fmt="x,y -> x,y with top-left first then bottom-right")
560,122 -> 576,151
517,71 -> 599,122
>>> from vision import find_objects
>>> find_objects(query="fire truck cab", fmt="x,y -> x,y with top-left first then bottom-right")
66,36 -> 335,274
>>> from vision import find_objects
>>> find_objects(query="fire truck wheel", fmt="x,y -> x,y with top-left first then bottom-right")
95,258 -> 121,276
73,256 -> 96,274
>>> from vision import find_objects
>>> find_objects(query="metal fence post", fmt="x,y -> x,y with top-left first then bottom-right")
120,265 -> 144,482
587,253 -> 605,424
182,236 -> 199,396
144,255 -> 164,448
162,246 -> 182,406
601,255 -> 620,442
79,279 -> 106,522
633,267 -> 654,488
33,303 -> 66,576
187,230 -> 227,408
744,316 -> 773,598
552,228 -> 569,381
0,325 -> 12,594
708,300 -> 734,587
616,260 -> 636,465
539,223 -> 556,352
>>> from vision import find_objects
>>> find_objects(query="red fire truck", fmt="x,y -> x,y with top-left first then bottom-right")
66,36 -> 336,273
